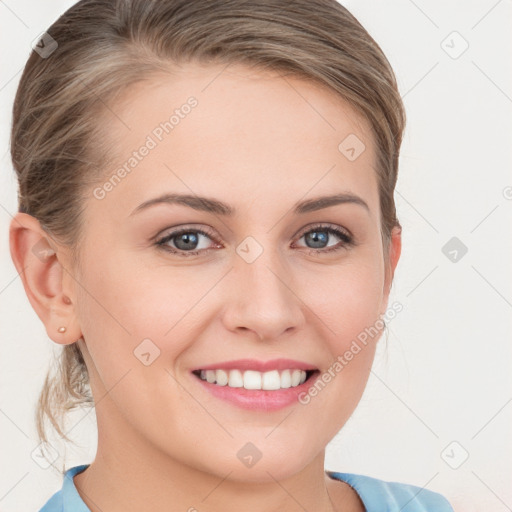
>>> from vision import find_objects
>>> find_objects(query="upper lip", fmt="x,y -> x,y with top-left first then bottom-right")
193,358 -> 318,372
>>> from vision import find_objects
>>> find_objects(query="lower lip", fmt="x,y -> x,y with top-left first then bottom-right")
193,372 -> 319,411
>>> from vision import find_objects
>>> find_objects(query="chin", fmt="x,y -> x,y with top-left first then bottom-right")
199,439 -> 320,484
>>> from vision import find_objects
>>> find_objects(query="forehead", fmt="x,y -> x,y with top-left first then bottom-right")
90,62 -> 379,221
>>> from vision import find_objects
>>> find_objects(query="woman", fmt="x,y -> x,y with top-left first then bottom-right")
9,0 -> 454,510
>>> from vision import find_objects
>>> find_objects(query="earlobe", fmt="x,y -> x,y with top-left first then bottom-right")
9,213 -> 82,345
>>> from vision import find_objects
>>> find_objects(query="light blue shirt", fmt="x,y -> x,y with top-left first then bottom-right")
39,464 -> 454,511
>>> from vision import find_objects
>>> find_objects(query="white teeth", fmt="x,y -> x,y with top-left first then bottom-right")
291,369 -> 302,387
244,370 -> 262,390
262,370 -> 281,390
280,369 -> 292,388
228,369 -> 244,388
216,369 -> 229,386
198,369 -> 310,390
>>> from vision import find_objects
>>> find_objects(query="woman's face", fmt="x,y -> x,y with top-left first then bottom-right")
68,63 -> 400,482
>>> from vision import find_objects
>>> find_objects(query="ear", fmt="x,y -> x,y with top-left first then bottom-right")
9,212 -> 82,345
381,225 -> 402,315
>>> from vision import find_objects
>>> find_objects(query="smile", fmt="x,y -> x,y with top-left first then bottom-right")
191,359 -> 320,411
194,368 -> 313,390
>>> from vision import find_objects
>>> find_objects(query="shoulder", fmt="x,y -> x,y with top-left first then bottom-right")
38,465 -> 91,512
328,471 -> 454,512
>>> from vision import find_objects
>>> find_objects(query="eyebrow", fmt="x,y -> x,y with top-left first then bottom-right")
129,192 -> 370,217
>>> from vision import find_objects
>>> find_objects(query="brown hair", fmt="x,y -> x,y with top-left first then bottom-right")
10,0 -> 405,460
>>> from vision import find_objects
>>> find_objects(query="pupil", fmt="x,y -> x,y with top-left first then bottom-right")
175,232 -> 198,250
307,231 -> 327,248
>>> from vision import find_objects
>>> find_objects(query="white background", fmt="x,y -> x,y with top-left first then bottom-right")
1,1 -> 511,511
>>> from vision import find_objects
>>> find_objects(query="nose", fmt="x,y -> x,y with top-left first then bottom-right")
221,246 -> 306,341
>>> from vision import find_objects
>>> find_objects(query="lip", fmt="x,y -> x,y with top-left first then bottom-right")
191,359 -> 320,412
193,358 -> 318,372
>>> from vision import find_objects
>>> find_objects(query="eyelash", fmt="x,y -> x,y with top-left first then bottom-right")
155,223 -> 354,258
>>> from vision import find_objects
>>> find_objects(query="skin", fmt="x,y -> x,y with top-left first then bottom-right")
10,63 -> 401,512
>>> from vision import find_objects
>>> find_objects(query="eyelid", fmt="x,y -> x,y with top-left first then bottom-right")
294,222 -> 352,241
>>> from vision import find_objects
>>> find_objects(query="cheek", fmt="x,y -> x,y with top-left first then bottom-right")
76,248 -> 196,341
306,256 -> 385,348
74,248 -> 223,405
74,254 -> 196,425
73,254 -> 163,381
295,264 -> 383,438
298,252 -> 385,416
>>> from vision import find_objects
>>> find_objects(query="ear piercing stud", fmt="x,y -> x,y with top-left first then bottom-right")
57,326 -> 67,333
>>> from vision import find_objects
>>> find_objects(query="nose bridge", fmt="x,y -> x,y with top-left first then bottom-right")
223,234 -> 304,340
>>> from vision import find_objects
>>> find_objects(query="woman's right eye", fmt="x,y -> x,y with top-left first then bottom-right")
155,226 -> 220,257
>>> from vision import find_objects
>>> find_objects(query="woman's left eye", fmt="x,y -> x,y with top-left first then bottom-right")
293,224 -> 354,254
155,224 -> 354,257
